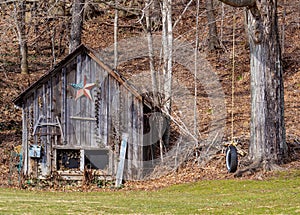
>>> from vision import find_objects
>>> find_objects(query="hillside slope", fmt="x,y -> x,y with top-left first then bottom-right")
0,1 -> 299,186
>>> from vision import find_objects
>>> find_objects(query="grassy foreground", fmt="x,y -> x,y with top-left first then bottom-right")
0,172 -> 300,214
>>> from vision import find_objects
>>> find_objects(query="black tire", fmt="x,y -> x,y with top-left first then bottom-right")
226,145 -> 238,173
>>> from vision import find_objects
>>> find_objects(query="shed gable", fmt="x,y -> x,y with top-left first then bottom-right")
14,45 -> 149,180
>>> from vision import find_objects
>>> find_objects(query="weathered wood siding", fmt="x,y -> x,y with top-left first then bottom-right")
20,49 -> 145,180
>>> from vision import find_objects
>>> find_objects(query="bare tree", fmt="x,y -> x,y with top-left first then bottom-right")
194,0 -> 201,155
206,0 -> 220,51
162,0 -> 173,149
114,0 -> 119,70
144,0 -> 159,107
13,0 -> 28,74
1,1 -> 71,74
69,0 -> 85,53
217,0 -> 287,172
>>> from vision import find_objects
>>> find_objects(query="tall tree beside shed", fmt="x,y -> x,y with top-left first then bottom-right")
162,0 -> 173,149
13,0 -> 28,74
144,0 -> 159,107
217,0 -> 287,171
69,0 -> 85,53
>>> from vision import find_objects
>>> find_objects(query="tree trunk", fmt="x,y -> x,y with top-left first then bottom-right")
162,0 -> 173,149
114,0 -> 119,70
15,0 -> 28,74
194,0 -> 201,156
217,0 -> 287,168
145,0 -> 159,107
20,35 -> 28,75
206,0 -> 220,51
247,2 -> 287,166
69,0 -> 85,53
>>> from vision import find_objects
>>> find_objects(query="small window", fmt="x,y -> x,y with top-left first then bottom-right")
57,149 -> 80,170
84,150 -> 109,170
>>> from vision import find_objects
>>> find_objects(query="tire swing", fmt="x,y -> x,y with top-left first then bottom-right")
226,145 -> 238,173
226,12 -> 238,173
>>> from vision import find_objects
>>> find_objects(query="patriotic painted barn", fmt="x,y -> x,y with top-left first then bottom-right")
13,45 -> 158,181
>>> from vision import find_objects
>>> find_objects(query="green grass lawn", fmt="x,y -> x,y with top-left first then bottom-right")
0,172 -> 300,214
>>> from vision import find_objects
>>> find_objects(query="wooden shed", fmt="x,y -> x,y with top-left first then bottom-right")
13,44 -> 157,181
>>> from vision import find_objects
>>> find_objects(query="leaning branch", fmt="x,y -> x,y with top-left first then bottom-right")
217,0 -> 255,7
0,0 -> 38,4
97,0 -> 140,16
173,0 -> 193,29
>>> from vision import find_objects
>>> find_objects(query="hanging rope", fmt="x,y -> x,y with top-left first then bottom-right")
231,12 -> 236,145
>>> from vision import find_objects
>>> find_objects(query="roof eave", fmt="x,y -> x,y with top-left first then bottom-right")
13,44 -> 88,107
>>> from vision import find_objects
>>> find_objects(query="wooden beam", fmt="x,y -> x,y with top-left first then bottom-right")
70,116 -> 97,121
88,50 -> 152,108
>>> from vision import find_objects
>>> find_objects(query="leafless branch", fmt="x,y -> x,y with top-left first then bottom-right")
217,0 -> 256,7
97,0 -> 141,16
173,0 -> 193,29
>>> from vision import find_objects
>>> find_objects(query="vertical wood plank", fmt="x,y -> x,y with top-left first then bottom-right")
132,97 -> 139,180
119,86 -> 127,177
98,65 -> 109,147
53,72 -> 62,145
22,104 -> 28,175
111,79 -> 120,175
126,91 -> 133,179
46,79 -> 52,176
96,64 -> 106,146
107,76 -> 113,174
88,56 -> 97,147
91,59 -> 99,148
76,54 -> 82,147
61,67 -> 67,145
133,98 -> 143,179
139,101 -> 144,179
80,54 -> 87,147
33,90 -> 38,147
82,55 -> 95,148
41,83 -> 47,176
27,98 -> 33,175
85,56 -> 91,147
65,64 -> 71,146
102,76 -> 109,147
107,75 -> 111,146
66,59 -> 78,146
